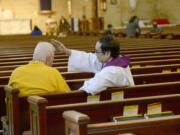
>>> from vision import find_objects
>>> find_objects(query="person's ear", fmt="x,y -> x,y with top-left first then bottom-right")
103,51 -> 111,61
46,55 -> 53,66
105,51 -> 111,57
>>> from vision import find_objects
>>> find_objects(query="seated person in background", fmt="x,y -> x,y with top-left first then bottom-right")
8,42 -> 70,96
104,24 -> 114,37
151,22 -> 162,33
51,36 -> 134,95
59,16 -> 70,36
148,22 -> 162,38
126,16 -> 141,38
31,25 -> 42,36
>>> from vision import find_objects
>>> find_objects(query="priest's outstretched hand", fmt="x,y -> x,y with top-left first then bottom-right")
50,39 -> 71,56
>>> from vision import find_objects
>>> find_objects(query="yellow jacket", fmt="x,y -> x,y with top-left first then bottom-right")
9,61 -> 70,96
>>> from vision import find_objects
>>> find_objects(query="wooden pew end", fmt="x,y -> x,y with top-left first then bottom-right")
63,110 -> 90,135
27,95 -> 48,105
63,110 -> 90,124
4,85 -> 19,94
118,133 -> 135,135
27,96 -> 48,135
1,116 -> 8,135
22,131 -> 32,135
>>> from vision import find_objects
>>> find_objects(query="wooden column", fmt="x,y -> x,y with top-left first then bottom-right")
92,0 -> 98,18
91,0 -> 104,32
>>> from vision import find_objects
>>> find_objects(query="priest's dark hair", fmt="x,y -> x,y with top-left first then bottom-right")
98,36 -> 120,58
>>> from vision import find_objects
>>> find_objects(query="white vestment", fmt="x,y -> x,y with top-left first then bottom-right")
68,50 -> 134,95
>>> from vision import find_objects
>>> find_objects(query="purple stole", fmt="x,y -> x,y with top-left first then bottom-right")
103,55 -> 130,69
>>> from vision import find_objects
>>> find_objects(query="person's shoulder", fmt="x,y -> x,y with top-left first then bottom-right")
96,66 -> 126,80
12,64 -> 28,74
46,66 -> 60,74
101,66 -> 124,74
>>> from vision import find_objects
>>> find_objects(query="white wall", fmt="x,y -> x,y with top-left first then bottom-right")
0,0 -> 180,32
0,0 -> 68,32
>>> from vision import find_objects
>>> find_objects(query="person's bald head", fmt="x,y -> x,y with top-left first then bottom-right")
33,42 -> 55,66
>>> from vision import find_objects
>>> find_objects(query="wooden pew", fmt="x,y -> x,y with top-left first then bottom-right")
1,48 -> 180,60
1,35 -> 180,132
0,58 -> 180,72
2,42 -> 180,61
65,72 -> 180,89
1,63 -> 180,77
2,50 -> 180,65
1,72 -> 180,89
1,53 -> 180,66
131,58 -> 180,67
1,72 -> 180,88
63,110 -> 180,135
1,54 -> 178,130
1,35 -> 180,49
0,85 -> 5,131
1,40 -> 180,53
28,94 -> 180,135
1,37 -> 180,51
2,70 -> 180,131
2,46 -> 180,61
3,81 -> 180,135
1,53 -> 180,72
131,64 -> 180,74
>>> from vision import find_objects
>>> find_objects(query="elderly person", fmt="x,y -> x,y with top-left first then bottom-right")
8,42 -> 70,96
51,36 -> 134,95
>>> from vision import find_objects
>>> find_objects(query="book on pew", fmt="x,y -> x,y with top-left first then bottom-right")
144,111 -> 174,119
112,114 -> 145,122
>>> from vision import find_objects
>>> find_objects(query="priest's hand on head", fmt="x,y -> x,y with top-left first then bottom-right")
50,39 -> 71,56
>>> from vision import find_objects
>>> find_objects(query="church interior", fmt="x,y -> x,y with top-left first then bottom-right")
0,0 -> 180,135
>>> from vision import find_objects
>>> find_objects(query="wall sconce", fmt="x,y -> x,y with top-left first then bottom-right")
100,0 -> 107,11
129,0 -> 137,10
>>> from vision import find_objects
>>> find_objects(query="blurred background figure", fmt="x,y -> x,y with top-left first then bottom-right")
45,15 -> 57,35
59,16 -> 70,36
126,16 -> 141,38
151,22 -> 162,33
104,24 -> 115,37
80,15 -> 89,34
31,25 -> 42,36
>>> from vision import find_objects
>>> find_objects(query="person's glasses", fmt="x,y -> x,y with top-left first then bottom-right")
95,50 -> 103,54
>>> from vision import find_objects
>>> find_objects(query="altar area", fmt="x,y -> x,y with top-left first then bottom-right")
0,9 -> 31,35
0,19 -> 31,35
